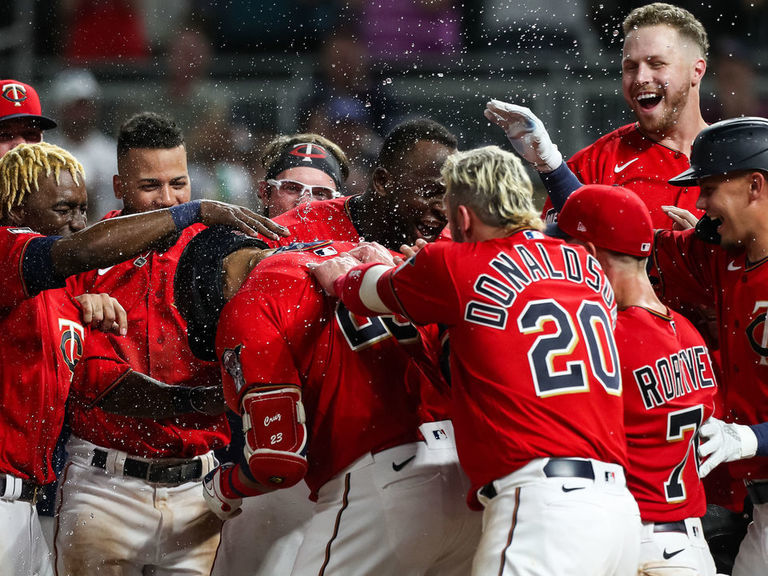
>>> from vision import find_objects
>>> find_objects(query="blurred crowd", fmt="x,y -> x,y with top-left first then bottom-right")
4,0 -> 768,220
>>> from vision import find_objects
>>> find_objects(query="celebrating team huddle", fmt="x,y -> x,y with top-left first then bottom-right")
4,2 -> 768,576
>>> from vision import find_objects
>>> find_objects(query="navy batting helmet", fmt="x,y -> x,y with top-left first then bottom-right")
669,117 -> 768,186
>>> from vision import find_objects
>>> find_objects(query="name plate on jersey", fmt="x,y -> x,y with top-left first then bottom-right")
419,420 -> 456,450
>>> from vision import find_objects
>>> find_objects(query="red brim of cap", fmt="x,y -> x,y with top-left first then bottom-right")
0,112 -> 57,130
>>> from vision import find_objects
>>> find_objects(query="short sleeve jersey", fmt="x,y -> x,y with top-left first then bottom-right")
375,230 -> 628,497
542,124 -> 702,229
67,214 -> 228,458
654,228 -> 768,479
216,241 -> 439,498
617,306 -> 716,521
0,227 -> 89,484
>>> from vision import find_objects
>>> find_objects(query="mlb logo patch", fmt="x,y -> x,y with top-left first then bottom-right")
523,230 -> 543,240
432,428 -> 448,441
314,246 -> 337,257
6,227 -> 34,234
605,471 -> 616,484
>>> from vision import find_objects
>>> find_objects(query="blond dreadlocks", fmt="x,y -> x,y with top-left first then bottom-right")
0,142 -> 85,220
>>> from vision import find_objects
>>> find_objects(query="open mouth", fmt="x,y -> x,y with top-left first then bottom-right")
415,220 -> 446,242
636,92 -> 663,110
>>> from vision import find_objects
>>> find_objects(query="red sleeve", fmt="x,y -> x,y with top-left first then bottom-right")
383,243 -> 461,326
70,329 -> 133,407
0,228 -> 48,306
653,229 -> 718,309
216,279 -> 312,410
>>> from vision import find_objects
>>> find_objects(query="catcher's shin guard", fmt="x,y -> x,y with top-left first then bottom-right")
241,385 -> 308,488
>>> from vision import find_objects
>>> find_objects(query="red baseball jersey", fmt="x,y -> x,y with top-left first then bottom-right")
617,306 -> 716,521
352,230 -> 628,501
216,241 -> 442,498
542,124 -> 703,229
67,213 -> 228,458
268,197 -> 451,423
654,228 -> 768,479
0,227 -> 89,484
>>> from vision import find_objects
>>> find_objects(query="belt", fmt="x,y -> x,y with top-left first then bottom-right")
91,449 -> 203,484
653,521 -> 688,534
746,480 -> 768,505
480,458 -> 596,499
0,474 -> 40,504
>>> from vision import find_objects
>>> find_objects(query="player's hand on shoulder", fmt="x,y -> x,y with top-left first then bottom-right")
348,241 -> 395,266
662,205 -> 699,231
308,254 -> 363,297
203,463 -> 244,521
484,99 -> 563,173
697,417 -> 758,477
395,238 -> 428,265
198,200 -> 289,240
75,293 -> 128,336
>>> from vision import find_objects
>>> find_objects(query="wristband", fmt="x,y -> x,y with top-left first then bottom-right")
169,200 -> 202,232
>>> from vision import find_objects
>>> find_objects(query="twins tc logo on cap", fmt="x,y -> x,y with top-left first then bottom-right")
2,83 -> 28,107
290,143 -> 330,162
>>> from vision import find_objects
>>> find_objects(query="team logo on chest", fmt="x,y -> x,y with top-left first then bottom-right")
747,301 -> 768,365
58,318 -> 85,380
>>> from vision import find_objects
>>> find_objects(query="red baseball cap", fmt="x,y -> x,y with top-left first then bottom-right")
0,80 -> 57,129
556,184 -> 653,257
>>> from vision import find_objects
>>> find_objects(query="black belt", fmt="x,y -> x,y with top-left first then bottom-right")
480,458 -> 596,500
0,474 -> 40,503
91,449 -> 203,484
653,521 -> 688,534
747,480 -> 768,505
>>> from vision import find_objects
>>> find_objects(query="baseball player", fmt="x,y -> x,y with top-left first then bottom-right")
256,133 -> 349,218
269,118 -> 455,249
648,116 -> 768,575
174,227 -> 481,576
485,3 -> 709,229
212,133 -> 350,576
0,141 -> 275,575
313,146 -> 641,575
0,79 -> 57,157
550,184 -> 718,575
54,112 -> 288,576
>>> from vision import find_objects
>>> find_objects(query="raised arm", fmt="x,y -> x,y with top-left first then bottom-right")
50,199 -> 288,279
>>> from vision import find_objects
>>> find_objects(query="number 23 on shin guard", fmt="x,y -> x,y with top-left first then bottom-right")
241,385 -> 308,487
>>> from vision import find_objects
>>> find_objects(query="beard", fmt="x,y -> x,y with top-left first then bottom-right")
635,84 -> 689,137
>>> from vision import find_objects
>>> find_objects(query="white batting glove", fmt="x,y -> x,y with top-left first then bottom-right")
202,464 -> 243,521
698,417 -> 758,477
484,100 -> 563,173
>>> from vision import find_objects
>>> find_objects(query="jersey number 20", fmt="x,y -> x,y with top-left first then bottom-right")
518,299 -> 620,397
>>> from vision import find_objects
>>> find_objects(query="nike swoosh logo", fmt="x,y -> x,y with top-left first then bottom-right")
662,548 -> 685,560
98,266 -> 113,276
728,260 -> 741,271
392,455 -> 416,472
561,485 -> 586,493
614,158 -> 639,173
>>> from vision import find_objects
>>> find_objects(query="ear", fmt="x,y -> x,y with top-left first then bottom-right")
691,57 -> 706,88
457,204 -> 472,237
583,241 -> 598,258
749,171 -> 766,202
6,205 -> 25,226
113,174 -> 124,200
372,167 -> 390,196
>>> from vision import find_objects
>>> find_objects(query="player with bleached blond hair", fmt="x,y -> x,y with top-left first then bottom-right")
0,141 -> 286,575
313,145 -> 642,575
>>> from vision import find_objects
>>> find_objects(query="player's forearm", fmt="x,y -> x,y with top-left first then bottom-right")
539,163 -> 582,213
335,263 -> 398,317
98,370 -> 226,418
50,208 -> 179,279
